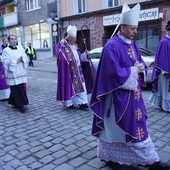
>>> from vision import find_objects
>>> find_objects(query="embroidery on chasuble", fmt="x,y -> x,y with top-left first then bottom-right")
127,47 -> 136,61
134,88 -> 146,141
63,46 -> 84,94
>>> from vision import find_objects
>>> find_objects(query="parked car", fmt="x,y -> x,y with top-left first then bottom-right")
89,47 -> 155,83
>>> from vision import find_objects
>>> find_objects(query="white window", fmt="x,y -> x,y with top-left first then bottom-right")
25,0 -> 40,11
74,0 -> 85,14
103,0 -> 119,8
78,0 -> 85,13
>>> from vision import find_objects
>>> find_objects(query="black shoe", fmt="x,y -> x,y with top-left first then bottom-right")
79,104 -> 89,111
19,107 -> 25,113
68,105 -> 76,109
149,161 -> 170,170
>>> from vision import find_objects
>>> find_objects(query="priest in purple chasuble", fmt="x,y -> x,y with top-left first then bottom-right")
0,37 -> 10,100
90,3 -> 169,170
149,20 -> 170,113
56,25 -> 90,110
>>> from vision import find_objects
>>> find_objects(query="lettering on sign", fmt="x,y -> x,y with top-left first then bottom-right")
103,8 -> 159,26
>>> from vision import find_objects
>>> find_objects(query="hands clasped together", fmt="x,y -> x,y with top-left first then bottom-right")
17,56 -> 23,63
134,61 -> 145,74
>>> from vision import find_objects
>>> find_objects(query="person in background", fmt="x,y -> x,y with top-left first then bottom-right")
90,3 -> 169,170
1,34 -> 29,113
56,25 -> 90,110
149,20 -> 170,113
25,42 -> 35,67
1,37 -> 8,50
0,37 -> 10,101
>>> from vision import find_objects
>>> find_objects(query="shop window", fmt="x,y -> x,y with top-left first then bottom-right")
136,27 -> 159,52
24,22 -> 50,49
25,0 -> 41,11
9,27 -> 21,42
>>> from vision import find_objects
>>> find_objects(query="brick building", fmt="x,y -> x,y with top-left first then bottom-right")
58,0 -> 170,52
0,0 -> 170,59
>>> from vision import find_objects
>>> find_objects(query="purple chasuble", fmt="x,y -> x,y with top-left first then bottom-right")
56,41 -> 85,101
0,62 -> 9,90
151,36 -> 170,92
90,35 -> 148,143
0,44 -> 9,90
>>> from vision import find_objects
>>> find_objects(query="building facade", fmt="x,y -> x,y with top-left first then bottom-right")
59,0 -> 170,52
0,0 -> 170,59
0,0 -> 19,41
0,0 -> 57,60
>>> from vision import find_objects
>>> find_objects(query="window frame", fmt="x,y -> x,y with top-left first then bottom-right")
25,0 -> 41,11
108,0 -> 119,8
74,0 -> 85,14
24,22 -> 50,49
135,24 -> 160,52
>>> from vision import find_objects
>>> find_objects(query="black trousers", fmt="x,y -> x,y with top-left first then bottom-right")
28,55 -> 34,66
8,84 -> 29,108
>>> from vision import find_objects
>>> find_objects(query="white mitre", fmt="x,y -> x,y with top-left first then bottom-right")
111,3 -> 140,37
120,3 -> 140,26
67,25 -> 77,37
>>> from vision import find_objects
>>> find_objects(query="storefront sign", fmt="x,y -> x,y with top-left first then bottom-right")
103,8 -> 159,26
139,8 -> 159,21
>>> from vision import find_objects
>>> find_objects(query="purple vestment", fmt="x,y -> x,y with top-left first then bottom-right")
151,36 -> 170,91
90,35 -> 148,143
0,44 -> 9,90
56,40 -> 94,101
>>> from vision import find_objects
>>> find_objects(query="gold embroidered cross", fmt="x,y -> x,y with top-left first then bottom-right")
135,108 -> 142,121
135,89 -> 140,101
127,47 -> 136,60
137,127 -> 145,140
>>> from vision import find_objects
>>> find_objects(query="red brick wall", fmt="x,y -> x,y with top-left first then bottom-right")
70,14 -> 104,50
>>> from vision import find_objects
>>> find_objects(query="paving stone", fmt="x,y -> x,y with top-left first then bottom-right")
87,158 -> 106,169
16,151 -> 31,160
1,165 -> 15,170
53,156 -> 69,166
76,164 -> 97,170
157,150 -> 170,163
29,162 -> 43,169
8,159 -> 23,168
40,155 -> 55,164
52,150 -> 68,158
39,164 -> 56,170
49,144 -> 65,152
34,150 -> 51,159
22,157 -> 36,165
82,149 -> 96,159
2,154 -> 14,162
64,144 -> 78,152
30,145 -> 45,153
53,163 -> 74,170
69,157 -> 87,167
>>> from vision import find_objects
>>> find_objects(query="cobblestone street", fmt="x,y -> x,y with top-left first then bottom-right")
0,59 -> 169,170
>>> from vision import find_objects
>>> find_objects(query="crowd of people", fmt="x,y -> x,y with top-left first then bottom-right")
0,2 -> 169,169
